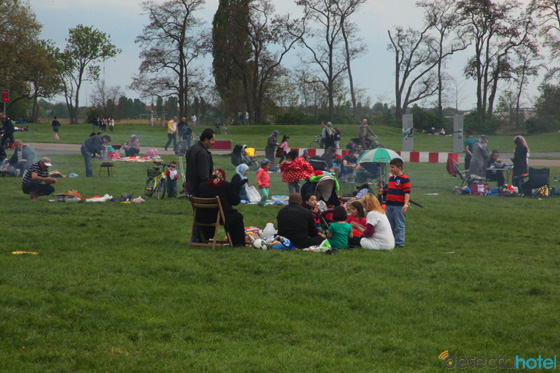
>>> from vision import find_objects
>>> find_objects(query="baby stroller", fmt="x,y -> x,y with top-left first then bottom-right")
308,156 -> 329,171
241,145 -> 259,170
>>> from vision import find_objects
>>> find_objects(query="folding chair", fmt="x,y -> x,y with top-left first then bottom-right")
446,158 -> 468,187
523,167 -> 550,198
189,196 -> 233,251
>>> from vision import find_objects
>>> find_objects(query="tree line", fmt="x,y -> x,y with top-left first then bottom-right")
2,0 -> 560,133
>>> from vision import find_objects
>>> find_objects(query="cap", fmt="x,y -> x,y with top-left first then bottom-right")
40,157 -> 52,167
260,158 -> 271,165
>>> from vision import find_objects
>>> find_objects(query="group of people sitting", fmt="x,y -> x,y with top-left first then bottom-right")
465,131 -> 531,193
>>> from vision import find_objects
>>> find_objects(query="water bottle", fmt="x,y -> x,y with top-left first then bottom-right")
262,222 -> 276,240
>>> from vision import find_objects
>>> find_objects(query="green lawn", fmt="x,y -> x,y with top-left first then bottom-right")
15,121 -> 560,153
1,147 -> 559,371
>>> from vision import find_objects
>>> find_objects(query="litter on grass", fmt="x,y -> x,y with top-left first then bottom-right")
12,251 -> 39,255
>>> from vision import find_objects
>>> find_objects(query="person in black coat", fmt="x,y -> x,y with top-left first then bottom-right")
512,135 -> 529,190
277,193 -> 324,248
185,129 -> 215,196
197,169 -> 246,247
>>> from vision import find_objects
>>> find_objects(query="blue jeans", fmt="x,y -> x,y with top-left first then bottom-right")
386,205 -> 406,246
81,145 -> 94,177
288,181 -> 300,196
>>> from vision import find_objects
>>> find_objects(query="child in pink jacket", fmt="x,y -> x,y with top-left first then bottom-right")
256,158 -> 271,207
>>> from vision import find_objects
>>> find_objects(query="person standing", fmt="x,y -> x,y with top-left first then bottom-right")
21,157 -> 57,201
80,134 -> 111,177
185,128 -> 215,197
51,116 -> 61,142
265,130 -> 280,170
1,112 -> 14,148
245,111 -> 249,125
215,117 -> 222,135
177,116 -> 187,141
166,161 -> 179,198
164,116 -> 177,151
191,113 -> 197,127
512,135 -> 530,191
358,118 -> 376,150
108,117 -> 115,132
8,139 -> 35,176
383,158 -> 411,248
256,159 -> 271,207
463,130 -> 477,170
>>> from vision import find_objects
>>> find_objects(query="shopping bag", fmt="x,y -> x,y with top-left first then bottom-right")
246,185 -> 261,203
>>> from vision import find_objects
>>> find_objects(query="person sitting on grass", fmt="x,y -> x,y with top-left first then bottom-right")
277,193 -> 324,249
340,149 -> 363,180
21,157 -> 57,201
346,200 -> 367,247
326,205 -> 353,250
166,161 -> 179,198
123,134 -> 140,157
231,163 -> 250,201
8,139 -> 35,176
302,193 -> 325,237
357,193 -> 394,250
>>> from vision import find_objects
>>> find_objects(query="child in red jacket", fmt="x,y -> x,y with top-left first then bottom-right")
256,158 -> 271,207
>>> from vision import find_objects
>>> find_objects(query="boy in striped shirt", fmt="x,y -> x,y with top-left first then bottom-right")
385,158 -> 411,248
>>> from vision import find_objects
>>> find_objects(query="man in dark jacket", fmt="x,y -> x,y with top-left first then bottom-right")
81,135 -> 111,177
8,139 -> 35,176
277,193 -> 324,248
1,113 -> 15,148
185,128 -> 215,196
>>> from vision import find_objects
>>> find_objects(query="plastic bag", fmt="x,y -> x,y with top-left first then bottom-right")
303,239 -> 332,253
246,185 -> 261,203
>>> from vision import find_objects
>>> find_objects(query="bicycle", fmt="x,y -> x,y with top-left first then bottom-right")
145,162 -> 171,199
309,135 -> 323,149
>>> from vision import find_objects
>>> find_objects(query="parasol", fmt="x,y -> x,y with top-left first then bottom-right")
357,148 -> 402,163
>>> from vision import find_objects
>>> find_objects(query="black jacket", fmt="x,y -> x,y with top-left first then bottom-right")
186,141 -> 213,196
512,146 -> 528,177
277,203 -> 319,248
197,181 -> 240,223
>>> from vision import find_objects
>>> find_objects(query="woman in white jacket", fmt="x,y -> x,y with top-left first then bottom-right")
358,193 -> 395,250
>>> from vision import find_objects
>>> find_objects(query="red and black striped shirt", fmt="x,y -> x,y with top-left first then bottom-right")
385,173 -> 411,206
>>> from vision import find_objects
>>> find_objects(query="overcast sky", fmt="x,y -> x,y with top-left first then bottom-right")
30,0 -> 542,111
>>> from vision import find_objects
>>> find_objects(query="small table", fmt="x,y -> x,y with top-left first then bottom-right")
486,164 -> 513,185
99,162 -> 114,176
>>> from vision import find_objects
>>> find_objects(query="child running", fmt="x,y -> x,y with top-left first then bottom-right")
326,205 -> 353,249
256,158 -> 271,207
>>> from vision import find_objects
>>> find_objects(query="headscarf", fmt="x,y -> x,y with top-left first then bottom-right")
128,134 -> 137,145
514,135 -> 530,154
269,130 -> 279,139
476,135 -> 488,151
235,164 -> 249,180
208,169 -> 226,187
325,122 -> 336,136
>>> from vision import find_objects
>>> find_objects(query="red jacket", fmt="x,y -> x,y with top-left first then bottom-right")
280,157 -> 314,183
256,168 -> 270,188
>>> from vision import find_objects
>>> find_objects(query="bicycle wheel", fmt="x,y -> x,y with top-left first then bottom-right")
145,177 -> 156,198
157,178 -> 167,199
309,139 -> 318,149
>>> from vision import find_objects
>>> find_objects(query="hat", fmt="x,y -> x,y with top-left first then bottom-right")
40,157 -> 52,167
260,158 -> 271,165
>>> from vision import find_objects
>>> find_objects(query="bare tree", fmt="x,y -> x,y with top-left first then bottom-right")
295,0 -> 348,122
387,25 -> 439,120
333,0 -> 367,124
458,0 -> 537,125
417,0 -> 470,117
131,0 -> 207,118
90,80 -> 123,119
530,0 -> 560,58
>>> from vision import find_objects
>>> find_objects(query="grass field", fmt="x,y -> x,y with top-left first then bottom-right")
1,126 -> 560,371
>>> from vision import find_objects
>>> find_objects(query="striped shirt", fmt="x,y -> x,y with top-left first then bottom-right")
22,162 -> 48,186
385,173 -> 411,206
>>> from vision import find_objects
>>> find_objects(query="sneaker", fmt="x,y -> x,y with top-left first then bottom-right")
395,245 -> 404,248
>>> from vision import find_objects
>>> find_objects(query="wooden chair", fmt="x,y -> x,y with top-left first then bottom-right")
189,196 -> 233,251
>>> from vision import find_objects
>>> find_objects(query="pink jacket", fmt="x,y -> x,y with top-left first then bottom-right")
280,157 -> 314,183
256,168 -> 270,188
